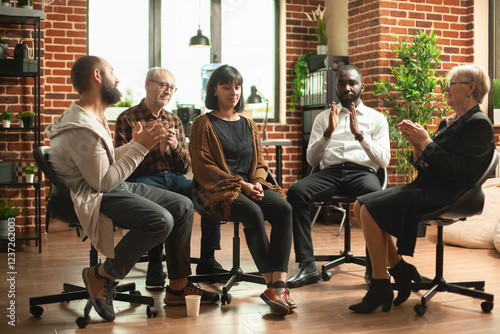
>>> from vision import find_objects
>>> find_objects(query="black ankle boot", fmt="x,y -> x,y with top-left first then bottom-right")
388,258 -> 422,306
349,278 -> 394,313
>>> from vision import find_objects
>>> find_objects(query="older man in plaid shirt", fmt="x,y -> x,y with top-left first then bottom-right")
115,67 -> 222,290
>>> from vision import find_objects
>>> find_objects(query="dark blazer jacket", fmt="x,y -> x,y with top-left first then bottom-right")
411,105 -> 495,207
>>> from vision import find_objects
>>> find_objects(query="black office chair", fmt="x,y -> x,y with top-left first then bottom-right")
312,166 -> 387,281
411,151 -> 498,316
188,174 -> 280,305
29,146 -> 158,328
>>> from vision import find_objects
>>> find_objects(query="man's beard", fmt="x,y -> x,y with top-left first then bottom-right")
101,78 -> 122,106
337,89 -> 362,108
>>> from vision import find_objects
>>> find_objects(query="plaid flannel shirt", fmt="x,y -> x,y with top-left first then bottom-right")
114,99 -> 191,179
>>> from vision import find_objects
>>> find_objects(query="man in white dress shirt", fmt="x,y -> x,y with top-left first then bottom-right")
287,65 -> 391,288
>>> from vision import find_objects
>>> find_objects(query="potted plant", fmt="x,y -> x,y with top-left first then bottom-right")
1,110 -> 14,128
289,52 -> 314,111
0,194 -> 26,238
1,0 -> 10,7
19,110 -> 35,128
18,0 -> 33,9
493,79 -> 500,125
305,4 -> 328,54
373,29 -> 450,184
23,163 -> 36,183
0,36 -> 7,60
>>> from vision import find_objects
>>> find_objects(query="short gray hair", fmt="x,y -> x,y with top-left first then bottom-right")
448,64 -> 490,103
146,67 -> 162,81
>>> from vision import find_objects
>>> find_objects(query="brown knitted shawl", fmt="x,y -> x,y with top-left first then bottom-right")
189,113 -> 285,220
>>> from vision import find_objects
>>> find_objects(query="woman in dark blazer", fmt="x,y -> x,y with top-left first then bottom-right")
350,64 -> 495,313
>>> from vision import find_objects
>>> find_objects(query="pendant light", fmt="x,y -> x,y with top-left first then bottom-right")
189,0 -> 211,48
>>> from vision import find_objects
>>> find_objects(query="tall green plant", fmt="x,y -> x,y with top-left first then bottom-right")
493,79 -> 500,109
374,29 -> 450,183
290,52 -> 313,111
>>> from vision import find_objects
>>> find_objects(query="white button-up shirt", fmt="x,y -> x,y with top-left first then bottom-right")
306,101 -> 390,171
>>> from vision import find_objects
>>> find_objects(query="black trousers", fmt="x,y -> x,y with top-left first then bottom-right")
228,189 -> 292,274
287,165 -> 381,264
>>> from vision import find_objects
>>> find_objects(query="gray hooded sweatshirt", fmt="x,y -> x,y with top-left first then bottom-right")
46,101 -> 148,258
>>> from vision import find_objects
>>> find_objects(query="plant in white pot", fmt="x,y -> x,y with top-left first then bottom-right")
23,163 -> 36,183
1,110 -> 14,128
305,4 -> 328,55
493,79 -> 500,125
0,36 -> 8,60
1,0 -> 11,7
0,194 -> 26,238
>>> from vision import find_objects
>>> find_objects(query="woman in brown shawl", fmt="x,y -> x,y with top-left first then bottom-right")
189,65 -> 294,316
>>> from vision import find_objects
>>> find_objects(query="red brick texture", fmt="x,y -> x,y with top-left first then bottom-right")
0,0 -> 497,234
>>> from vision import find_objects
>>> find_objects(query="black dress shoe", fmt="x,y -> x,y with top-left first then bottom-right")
286,267 -> 320,289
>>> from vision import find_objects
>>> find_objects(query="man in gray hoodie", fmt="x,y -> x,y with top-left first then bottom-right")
46,55 -> 218,323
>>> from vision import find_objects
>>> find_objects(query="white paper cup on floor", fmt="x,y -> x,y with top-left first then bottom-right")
185,295 -> 201,316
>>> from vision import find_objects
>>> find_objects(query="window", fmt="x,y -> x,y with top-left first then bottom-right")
88,0 -> 149,107
88,0 -> 278,120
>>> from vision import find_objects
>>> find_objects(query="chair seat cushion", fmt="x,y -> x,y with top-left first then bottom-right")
443,178 -> 500,249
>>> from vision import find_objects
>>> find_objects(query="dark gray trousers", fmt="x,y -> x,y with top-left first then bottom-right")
287,166 -> 381,264
99,182 -> 193,280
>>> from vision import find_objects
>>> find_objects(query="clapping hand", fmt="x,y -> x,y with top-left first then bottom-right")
132,120 -> 166,151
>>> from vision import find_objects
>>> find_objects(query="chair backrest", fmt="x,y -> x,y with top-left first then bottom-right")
192,172 -> 278,221
420,151 -> 500,222
33,146 -> 80,224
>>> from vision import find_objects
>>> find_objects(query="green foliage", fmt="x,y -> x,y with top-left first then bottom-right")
19,110 -> 35,118
374,29 -> 450,183
23,163 -> 36,174
0,36 -> 7,44
0,194 -> 26,220
111,89 -> 134,108
1,110 -> 14,121
493,79 -> 500,109
290,52 -> 313,111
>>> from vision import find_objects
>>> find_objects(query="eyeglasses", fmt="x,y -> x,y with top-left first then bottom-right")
446,80 -> 470,89
150,80 -> 178,93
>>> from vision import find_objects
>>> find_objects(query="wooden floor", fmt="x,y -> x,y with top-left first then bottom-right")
1,214 -> 500,334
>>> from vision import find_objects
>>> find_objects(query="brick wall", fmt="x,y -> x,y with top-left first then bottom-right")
0,0 -> 87,234
1,0 -> 498,234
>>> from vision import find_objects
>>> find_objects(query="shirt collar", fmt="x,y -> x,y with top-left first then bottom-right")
139,98 -> 166,119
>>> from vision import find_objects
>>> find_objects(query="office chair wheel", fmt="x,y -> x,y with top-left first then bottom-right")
30,305 -> 44,317
481,301 -> 493,313
414,303 -> 427,316
130,290 -> 141,296
76,315 -> 90,328
146,305 -> 159,318
321,271 -> 333,281
221,293 -> 232,305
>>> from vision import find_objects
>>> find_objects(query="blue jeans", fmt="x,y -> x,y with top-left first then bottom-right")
130,173 -> 221,263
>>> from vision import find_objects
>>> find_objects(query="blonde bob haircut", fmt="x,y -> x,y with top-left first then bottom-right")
448,64 -> 490,103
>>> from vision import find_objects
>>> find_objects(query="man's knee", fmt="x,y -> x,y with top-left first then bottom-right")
287,181 -> 306,205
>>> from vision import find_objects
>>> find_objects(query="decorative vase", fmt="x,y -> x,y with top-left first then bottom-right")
2,120 -> 10,128
22,117 -> 33,128
317,45 -> 328,55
